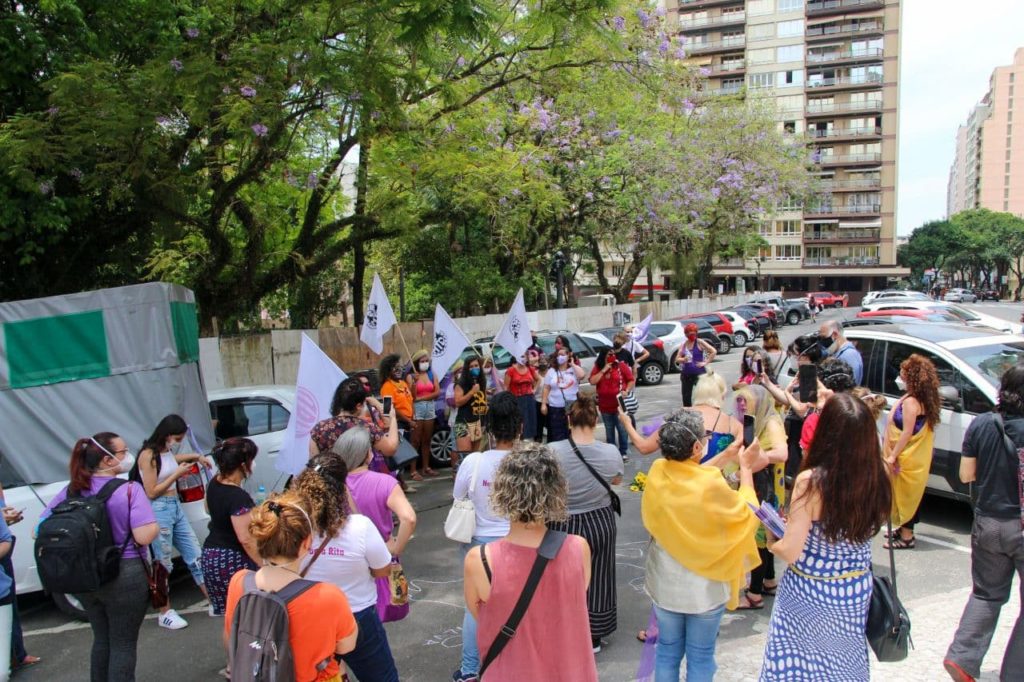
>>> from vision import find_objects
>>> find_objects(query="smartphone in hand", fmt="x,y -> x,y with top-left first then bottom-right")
798,364 -> 818,403
617,395 -> 628,413
381,396 -> 393,415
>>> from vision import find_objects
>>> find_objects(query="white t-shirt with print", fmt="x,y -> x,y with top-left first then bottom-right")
543,367 -> 581,408
452,449 -> 511,539
302,513 -> 392,612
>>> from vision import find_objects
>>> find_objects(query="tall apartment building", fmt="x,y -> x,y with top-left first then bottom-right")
665,0 -> 905,303
946,48 -> 1024,217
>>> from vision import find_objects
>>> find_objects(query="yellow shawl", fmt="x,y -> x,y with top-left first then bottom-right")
642,458 -> 761,610
885,420 -> 935,527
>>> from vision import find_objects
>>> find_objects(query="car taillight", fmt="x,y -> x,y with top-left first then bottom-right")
653,339 -> 664,350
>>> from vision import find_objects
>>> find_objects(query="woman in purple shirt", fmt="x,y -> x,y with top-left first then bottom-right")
42,433 -> 158,682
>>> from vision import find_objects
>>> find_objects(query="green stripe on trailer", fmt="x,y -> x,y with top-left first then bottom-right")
5,311 -> 110,388
170,301 -> 200,363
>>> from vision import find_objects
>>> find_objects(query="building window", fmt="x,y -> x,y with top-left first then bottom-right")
748,47 -> 774,64
778,0 -> 804,11
777,195 -> 803,211
777,44 -> 803,62
759,222 -> 773,236
748,24 -> 775,41
611,265 -> 624,278
748,72 -> 773,89
777,220 -> 800,235
778,69 -> 804,87
759,246 -> 772,260
777,19 -> 804,38
783,120 -> 797,134
747,0 -> 773,15
775,245 -> 802,261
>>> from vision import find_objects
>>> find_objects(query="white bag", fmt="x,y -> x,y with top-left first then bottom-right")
444,455 -> 481,543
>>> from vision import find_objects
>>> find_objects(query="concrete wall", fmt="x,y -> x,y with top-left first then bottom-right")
199,295 -> 744,390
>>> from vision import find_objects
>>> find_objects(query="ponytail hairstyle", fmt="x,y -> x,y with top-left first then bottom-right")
248,491 -> 314,560
69,432 -> 119,495
294,453 -> 349,538
212,437 -> 258,478
132,414 -> 188,482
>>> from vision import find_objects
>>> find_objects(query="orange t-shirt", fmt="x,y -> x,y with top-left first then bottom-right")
224,571 -> 357,682
380,379 -> 414,421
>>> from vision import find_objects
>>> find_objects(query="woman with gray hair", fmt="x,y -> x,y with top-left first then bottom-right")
332,427 -> 416,622
642,409 -> 760,682
463,442 -> 597,681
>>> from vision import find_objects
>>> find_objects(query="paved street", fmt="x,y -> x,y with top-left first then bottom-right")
12,304 -> 1022,680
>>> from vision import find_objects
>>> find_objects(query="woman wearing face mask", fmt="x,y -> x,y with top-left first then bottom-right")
131,415 -> 212,630
541,348 -> 587,442
884,354 -> 941,550
677,323 -> 717,407
379,354 -> 413,431
201,438 -> 261,620
406,350 -> 440,481
42,434 -> 159,680
453,356 -> 489,472
310,378 -> 399,474
504,352 -> 541,441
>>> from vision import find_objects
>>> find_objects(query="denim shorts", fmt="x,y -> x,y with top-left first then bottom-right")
413,400 -> 435,421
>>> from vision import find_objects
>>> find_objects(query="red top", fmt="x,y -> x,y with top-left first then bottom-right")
506,365 -> 538,397
590,362 -> 634,414
800,411 -> 820,452
475,536 -> 597,682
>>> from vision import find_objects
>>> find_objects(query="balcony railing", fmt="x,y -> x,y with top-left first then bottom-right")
678,11 -> 746,29
804,256 -> 881,266
807,0 -> 886,16
806,74 -> 884,90
806,99 -> 883,114
806,22 -> 884,40
816,153 -> 883,165
808,126 -> 882,139
807,47 -> 884,63
681,0 -> 744,6
804,228 -> 881,242
818,178 -> 882,190
688,37 -> 747,54
716,258 -> 746,268
804,203 -> 882,215
706,86 -> 744,96
706,60 -> 746,74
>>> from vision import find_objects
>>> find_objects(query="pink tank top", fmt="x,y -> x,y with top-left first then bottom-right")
414,375 -> 434,399
475,537 -> 597,682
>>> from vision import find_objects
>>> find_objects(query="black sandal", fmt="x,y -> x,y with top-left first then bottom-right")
884,536 -> 915,550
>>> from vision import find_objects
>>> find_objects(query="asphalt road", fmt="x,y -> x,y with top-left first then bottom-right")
13,303 -> 1022,681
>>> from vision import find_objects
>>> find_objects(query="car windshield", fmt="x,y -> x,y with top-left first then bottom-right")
953,342 -> 1024,388
940,304 -> 981,322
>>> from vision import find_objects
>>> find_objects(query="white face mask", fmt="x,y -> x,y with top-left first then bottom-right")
895,376 -> 907,392
418,362 -> 430,372
100,451 -> 135,475
557,355 -> 569,366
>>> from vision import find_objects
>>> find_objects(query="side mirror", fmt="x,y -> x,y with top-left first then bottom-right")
938,385 -> 962,412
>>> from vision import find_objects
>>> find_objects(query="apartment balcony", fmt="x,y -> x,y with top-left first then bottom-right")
715,257 -> 746,268
678,11 -> 746,32
678,0 -> 745,8
816,153 -> 883,167
705,85 -> 745,97
804,256 -> 881,267
806,0 -> 886,17
806,99 -> 883,118
688,37 -> 747,55
803,203 -> 881,218
808,126 -> 882,142
806,47 -> 884,66
803,228 -> 881,243
706,60 -> 746,76
806,21 -> 885,43
806,73 -> 884,92
818,177 -> 882,191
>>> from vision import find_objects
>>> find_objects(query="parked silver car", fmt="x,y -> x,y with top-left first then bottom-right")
943,288 -> 978,303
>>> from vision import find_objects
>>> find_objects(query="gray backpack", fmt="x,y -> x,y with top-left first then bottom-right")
228,572 -> 330,681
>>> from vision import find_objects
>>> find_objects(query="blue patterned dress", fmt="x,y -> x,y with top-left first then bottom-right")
759,522 -> 873,681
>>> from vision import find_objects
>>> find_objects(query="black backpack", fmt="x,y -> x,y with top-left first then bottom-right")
35,479 -> 129,594
229,571 -> 330,682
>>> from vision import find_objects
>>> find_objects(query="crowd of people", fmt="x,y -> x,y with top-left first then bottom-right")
14,314 -> 1024,682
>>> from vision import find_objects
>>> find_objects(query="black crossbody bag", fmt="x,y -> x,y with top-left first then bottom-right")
866,518 -> 912,661
478,529 -> 568,677
567,437 -> 621,516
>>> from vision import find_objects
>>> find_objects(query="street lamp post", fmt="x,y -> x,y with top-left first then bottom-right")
551,251 -> 568,309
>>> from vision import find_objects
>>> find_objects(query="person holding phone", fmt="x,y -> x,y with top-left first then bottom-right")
590,349 -> 635,463
310,378 -> 400,475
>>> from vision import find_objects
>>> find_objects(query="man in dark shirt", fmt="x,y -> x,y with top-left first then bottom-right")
944,365 -> 1024,682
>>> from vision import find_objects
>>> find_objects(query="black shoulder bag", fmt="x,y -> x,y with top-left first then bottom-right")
866,518 -> 912,661
478,529 -> 568,677
568,437 -> 621,516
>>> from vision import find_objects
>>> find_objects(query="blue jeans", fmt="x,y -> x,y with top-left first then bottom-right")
340,605 -> 399,682
601,413 -> 628,456
459,535 -> 505,676
654,604 -> 725,682
150,496 -> 204,587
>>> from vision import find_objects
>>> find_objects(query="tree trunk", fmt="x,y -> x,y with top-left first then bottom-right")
646,264 -> 654,302
351,137 -> 371,326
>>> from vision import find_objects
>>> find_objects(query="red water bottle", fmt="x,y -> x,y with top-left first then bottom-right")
177,464 -> 206,503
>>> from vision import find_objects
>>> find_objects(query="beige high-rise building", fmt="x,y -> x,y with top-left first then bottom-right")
947,48 -> 1024,218
667,0 -> 906,303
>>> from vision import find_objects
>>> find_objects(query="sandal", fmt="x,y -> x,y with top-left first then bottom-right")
410,471 -> 424,482
884,536 -> 915,550
762,582 -> 778,596
14,655 -> 41,669
736,594 -> 765,610
424,468 -> 439,477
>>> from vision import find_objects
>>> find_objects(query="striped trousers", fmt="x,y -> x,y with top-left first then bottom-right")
550,504 -> 618,638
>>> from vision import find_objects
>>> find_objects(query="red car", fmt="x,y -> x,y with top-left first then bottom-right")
809,291 -> 849,309
678,312 -> 735,337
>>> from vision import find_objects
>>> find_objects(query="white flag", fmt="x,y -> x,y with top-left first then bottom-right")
494,288 -> 532,362
432,304 -> 473,375
359,273 -> 397,355
276,334 -> 348,477
632,313 -> 653,340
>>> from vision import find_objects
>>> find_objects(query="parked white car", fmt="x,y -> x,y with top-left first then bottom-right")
863,290 -> 931,306
860,300 -> 1023,334
718,311 -> 757,347
646,322 -> 687,369
943,288 -> 978,303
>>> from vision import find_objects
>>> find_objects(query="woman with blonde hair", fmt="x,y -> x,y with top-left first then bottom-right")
760,329 -> 784,379
223,491 -> 358,682
295,453 -> 399,682
884,353 -> 941,549
463,442 -> 597,681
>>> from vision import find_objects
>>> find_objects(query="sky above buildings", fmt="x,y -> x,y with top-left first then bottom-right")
897,0 -> 1024,235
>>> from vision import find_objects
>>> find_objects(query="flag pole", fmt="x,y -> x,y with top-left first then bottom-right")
394,324 -> 413,360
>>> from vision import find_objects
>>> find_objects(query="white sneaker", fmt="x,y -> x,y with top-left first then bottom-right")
158,609 -> 188,630
208,603 -> 220,617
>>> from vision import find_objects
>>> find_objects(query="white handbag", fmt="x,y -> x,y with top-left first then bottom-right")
444,455 -> 481,543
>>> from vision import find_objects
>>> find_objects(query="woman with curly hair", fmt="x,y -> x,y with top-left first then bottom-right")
463,442 -> 597,682
295,453 -> 399,682
884,353 -> 941,549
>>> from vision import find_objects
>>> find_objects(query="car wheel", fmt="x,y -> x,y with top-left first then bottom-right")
51,592 -> 88,621
786,310 -> 800,325
669,352 -> 680,373
717,335 -> 732,354
833,301 -> 844,308
732,331 -> 748,347
429,426 -> 453,467
640,361 -> 664,386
